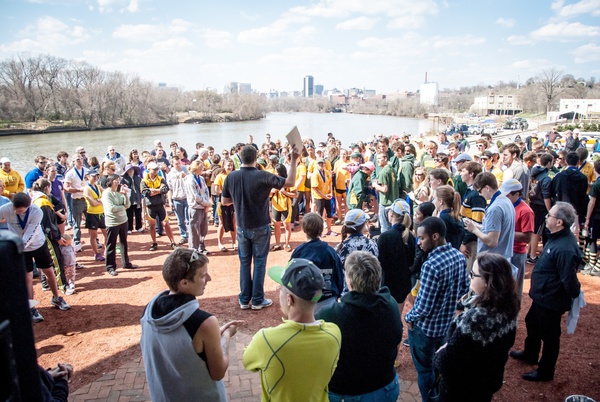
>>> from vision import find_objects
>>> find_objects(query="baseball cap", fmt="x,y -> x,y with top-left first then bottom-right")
268,258 -> 324,302
489,146 -> 500,155
454,153 -> 471,163
146,162 -> 159,170
360,161 -> 375,171
482,150 -> 493,159
386,198 -> 410,215
500,178 -> 522,195
350,152 -> 362,159
0,157 -> 10,164
84,168 -> 99,176
317,158 -> 326,163
269,154 -> 279,161
344,209 -> 368,229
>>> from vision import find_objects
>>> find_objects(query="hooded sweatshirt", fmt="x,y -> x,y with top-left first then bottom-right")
529,166 -> 552,209
140,291 -> 227,402
550,167 -> 588,218
316,287 -> 402,395
31,191 -> 61,242
0,202 -> 46,252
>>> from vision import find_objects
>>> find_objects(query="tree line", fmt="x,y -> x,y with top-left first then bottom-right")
0,54 -> 267,129
1,54 -> 598,130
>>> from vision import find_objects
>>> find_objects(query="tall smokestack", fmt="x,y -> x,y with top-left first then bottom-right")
425,72 -> 427,83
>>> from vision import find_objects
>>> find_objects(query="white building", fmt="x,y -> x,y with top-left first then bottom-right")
473,92 -> 522,115
560,98 -> 600,118
420,82 -> 439,106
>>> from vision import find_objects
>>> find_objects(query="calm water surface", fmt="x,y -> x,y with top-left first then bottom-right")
1,112 -> 432,173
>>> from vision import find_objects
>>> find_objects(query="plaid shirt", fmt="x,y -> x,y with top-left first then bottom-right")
405,243 -> 469,338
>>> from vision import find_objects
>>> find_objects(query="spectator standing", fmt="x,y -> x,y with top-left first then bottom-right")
502,179 -> 534,302
311,157 -> 336,236
0,157 -> 25,198
510,202 -> 581,382
528,153 -> 554,264
243,258 -> 341,401
347,161 -> 373,210
583,160 -> 600,276
501,143 -> 530,199
121,164 -> 143,233
373,152 -> 399,233
434,185 -> 464,250
63,154 -> 88,251
82,169 -> 106,261
317,251 -> 402,402
405,217 -> 469,401
102,174 -> 137,276
465,173 -> 515,262
25,155 -> 48,190
168,156 -> 189,246
459,161 -> 486,271
221,145 -> 298,310
102,145 -> 126,175
336,209 -> 379,268
435,253 -> 519,401
184,160 -> 212,254
141,162 -> 177,251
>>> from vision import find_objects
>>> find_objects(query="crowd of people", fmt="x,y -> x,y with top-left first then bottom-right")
0,124 -> 592,400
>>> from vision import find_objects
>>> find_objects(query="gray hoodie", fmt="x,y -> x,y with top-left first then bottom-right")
140,291 -> 227,402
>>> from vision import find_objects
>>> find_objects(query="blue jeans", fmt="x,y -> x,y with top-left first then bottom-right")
237,225 -> 271,306
212,195 -> 220,225
172,198 -> 188,239
328,374 -> 399,402
408,325 -> 444,402
378,203 -> 391,233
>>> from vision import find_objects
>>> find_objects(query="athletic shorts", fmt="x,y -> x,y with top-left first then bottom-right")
220,204 -> 235,233
589,218 -> 600,241
147,205 -> 167,222
272,208 -> 291,223
85,213 -> 106,230
24,243 -> 53,272
315,198 -> 333,218
335,188 -> 346,195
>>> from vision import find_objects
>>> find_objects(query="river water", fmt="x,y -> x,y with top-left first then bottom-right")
0,112 -> 432,173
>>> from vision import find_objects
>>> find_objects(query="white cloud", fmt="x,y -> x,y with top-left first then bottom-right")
200,28 -> 233,48
0,16 -> 89,55
432,34 -> 486,49
112,19 -> 193,42
125,0 -> 139,13
571,43 -> 600,63
336,16 -> 378,30
552,0 -> 600,17
496,17 -> 516,28
531,22 -> 600,40
96,0 -> 140,13
507,35 -> 535,45
237,14 -> 312,45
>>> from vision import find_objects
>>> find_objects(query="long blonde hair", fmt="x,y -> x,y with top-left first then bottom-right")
435,185 -> 462,220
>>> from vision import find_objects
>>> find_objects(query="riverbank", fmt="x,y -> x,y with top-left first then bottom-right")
0,121 -> 178,137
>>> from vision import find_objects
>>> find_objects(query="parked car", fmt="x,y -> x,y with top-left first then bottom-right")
468,124 -> 482,135
483,124 -> 498,135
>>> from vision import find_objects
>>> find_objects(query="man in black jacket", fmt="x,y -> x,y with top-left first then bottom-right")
510,202 -> 581,382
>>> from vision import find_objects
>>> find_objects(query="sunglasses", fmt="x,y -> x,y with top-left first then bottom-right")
480,157 -> 489,161
190,249 -> 200,263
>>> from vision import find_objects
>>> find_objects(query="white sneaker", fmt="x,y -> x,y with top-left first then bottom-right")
74,242 -> 83,252
65,285 -> 75,296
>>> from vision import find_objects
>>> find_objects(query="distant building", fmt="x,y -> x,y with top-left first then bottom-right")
473,92 -> 522,115
226,82 -> 252,94
559,98 -> 600,120
315,84 -> 324,96
158,82 -> 167,88
304,75 -> 314,97
420,82 -> 439,106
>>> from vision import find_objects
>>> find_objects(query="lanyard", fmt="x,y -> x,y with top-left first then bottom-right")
75,167 -> 84,181
319,169 -> 326,182
194,175 -> 203,189
578,161 -> 586,171
88,184 -> 100,198
17,207 -> 30,230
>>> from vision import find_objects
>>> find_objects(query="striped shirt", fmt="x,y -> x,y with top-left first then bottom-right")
405,243 -> 470,338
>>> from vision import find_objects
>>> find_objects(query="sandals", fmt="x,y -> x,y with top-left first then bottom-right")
271,244 -> 283,251
220,245 -> 227,252
285,244 -> 292,252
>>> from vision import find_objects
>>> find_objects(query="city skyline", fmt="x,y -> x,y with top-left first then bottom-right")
1,0 -> 598,94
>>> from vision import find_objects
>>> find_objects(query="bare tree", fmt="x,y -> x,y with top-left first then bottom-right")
536,68 -> 564,113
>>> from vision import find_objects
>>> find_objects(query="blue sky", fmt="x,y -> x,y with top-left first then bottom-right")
1,0 -> 599,94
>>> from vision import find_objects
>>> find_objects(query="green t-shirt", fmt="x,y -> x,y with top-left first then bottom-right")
590,179 -> 600,220
378,165 -> 399,206
243,319 -> 341,402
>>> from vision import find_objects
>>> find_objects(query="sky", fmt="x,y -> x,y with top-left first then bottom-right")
1,0 -> 599,94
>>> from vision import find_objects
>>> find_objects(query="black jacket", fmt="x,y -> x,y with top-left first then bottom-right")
550,167 -> 588,218
529,166 -> 552,209
530,227 -> 581,313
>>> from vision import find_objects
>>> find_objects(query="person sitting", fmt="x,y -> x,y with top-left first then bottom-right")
435,252 -> 519,401
317,251 -> 403,401
140,248 -> 243,401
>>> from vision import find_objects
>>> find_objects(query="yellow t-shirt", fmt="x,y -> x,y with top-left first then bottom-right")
311,168 -> 332,200
85,184 -> 104,214
296,163 -> 307,192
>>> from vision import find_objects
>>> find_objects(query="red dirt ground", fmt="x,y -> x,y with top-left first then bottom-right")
34,221 -> 600,401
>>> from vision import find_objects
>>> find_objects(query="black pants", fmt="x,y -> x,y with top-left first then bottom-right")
292,192 -> 304,223
523,301 -> 563,377
126,204 -> 143,231
106,222 -> 130,271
